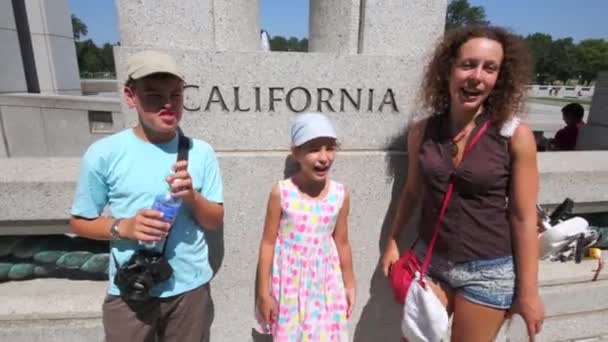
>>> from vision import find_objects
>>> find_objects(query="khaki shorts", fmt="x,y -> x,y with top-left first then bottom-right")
103,284 -> 212,342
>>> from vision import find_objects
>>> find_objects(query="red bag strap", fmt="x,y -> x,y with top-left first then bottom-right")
420,120 -> 490,275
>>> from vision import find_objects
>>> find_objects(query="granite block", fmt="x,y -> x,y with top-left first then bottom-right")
115,48 -> 421,151
0,106 -> 47,157
115,0 -> 214,50
0,29 -> 27,93
41,108 -> 101,156
24,0 -> 72,38
309,0 -> 360,54
213,0 -> 260,52
46,35 -> 81,93
359,0 -> 447,56
0,1 -> 16,30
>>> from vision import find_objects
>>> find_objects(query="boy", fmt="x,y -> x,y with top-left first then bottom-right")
552,102 -> 585,151
70,50 -> 223,342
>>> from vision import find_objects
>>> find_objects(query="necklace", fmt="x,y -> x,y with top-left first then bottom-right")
451,122 -> 476,157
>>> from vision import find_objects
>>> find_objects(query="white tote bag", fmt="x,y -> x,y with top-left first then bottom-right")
401,271 -> 449,342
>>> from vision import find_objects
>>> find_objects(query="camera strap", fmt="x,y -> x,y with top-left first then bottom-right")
111,127 -> 191,270
159,127 -> 190,255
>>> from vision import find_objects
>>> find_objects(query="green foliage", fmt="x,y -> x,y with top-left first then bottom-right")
525,33 -> 555,84
526,34 -> 608,84
551,38 -> 578,83
576,39 -> 608,84
445,0 -> 489,30
71,14 -> 88,40
71,14 -> 115,78
74,39 -> 116,78
269,36 -> 308,52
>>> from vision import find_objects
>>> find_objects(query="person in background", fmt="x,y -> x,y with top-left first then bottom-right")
552,102 -> 585,151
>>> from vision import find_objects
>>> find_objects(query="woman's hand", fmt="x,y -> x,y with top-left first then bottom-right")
380,238 -> 400,277
511,293 -> 545,341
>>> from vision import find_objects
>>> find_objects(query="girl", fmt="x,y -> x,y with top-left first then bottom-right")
255,112 -> 355,342
380,25 -> 545,341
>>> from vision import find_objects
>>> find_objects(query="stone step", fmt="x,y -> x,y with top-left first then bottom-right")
0,318 -> 102,342
0,278 -> 105,321
0,263 -> 606,341
503,309 -> 608,342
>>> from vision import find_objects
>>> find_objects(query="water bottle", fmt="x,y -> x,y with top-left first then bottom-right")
140,190 -> 182,250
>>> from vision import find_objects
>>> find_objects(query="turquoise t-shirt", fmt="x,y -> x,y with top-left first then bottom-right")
71,129 -> 223,297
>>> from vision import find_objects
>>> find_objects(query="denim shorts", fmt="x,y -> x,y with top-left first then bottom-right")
414,242 -> 516,310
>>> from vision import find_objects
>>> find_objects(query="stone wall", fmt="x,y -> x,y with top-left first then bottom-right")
1,152 -> 608,340
0,93 -> 122,157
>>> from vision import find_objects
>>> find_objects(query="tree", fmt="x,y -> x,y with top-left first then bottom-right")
550,38 -> 578,83
297,38 -> 308,52
525,33 -> 554,84
576,39 -> 608,85
287,37 -> 300,51
270,36 -> 288,51
71,14 -> 88,40
100,43 -> 115,73
76,39 -> 103,75
445,0 -> 489,30
269,35 -> 308,52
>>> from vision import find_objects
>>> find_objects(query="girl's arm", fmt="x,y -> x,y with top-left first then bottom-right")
334,189 -> 355,290
509,123 -> 545,340
256,184 -> 282,300
380,119 -> 427,276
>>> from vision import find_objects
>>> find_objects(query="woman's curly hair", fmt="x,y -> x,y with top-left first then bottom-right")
418,25 -> 532,125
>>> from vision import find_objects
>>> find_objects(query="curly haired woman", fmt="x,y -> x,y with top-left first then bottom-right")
380,25 -> 545,341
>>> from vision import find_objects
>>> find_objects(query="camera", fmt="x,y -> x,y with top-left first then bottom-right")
114,249 -> 173,302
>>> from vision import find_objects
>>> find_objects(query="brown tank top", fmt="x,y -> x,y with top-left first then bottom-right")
417,113 -> 513,262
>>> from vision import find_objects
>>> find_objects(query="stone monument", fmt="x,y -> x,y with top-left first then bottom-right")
113,0 -> 446,340
0,0 -> 81,95
577,71 -> 608,150
1,1 -> 608,341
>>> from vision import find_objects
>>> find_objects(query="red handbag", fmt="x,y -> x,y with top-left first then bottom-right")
389,121 -> 489,304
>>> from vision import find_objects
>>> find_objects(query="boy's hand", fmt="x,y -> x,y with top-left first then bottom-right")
167,161 -> 197,206
122,210 -> 170,241
257,293 -> 278,326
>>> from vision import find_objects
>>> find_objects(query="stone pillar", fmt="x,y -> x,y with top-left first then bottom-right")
115,0 -> 260,51
22,0 -> 81,94
0,1 -> 28,93
577,71 -> 608,150
359,0 -> 447,56
309,0 -> 360,54
309,0 -> 446,57
214,0 -> 261,51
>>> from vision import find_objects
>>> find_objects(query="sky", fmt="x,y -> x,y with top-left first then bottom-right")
69,0 -> 608,45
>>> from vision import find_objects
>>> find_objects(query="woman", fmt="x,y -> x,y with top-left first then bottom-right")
380,25 -> 545,341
